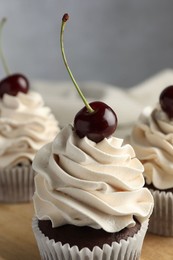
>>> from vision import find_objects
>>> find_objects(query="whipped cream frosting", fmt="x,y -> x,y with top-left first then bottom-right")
0,91 -> 58,168
129,104 -> 173,190
33,124 -> 153,232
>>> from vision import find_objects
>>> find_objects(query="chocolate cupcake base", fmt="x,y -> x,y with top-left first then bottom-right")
32,217 -> 149,260
0,164 -> 35,203
38,219 -> 141,251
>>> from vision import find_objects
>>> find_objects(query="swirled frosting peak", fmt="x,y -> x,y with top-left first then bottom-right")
33,124 -> 153,232
129,104 -> 173,190
0,91 -> 59,168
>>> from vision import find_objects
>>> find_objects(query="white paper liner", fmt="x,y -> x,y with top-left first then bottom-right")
0,164 -> 35,203
32,217 -> 148,260
148,189 -> 173,236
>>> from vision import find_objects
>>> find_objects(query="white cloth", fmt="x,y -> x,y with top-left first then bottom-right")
32,68 -> 173,138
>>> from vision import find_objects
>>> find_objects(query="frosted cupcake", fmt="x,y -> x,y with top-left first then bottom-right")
32,13 -> 153,259
128,85 -> 173,236
0,18 -> 59,203
0,90 -> 59,203
32,123 -> 153,260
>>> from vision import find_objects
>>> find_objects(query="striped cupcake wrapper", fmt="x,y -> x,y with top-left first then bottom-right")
0,164 -> 35,203
32,217 -> 149,260
148,189 -> 173,236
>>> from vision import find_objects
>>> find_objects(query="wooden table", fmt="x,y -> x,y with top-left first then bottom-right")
0,203 -> 173,260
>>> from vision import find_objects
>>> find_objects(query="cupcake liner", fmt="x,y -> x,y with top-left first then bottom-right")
148,189 -> 173,236
32,217 -> 148,260
0,164 -> 35,203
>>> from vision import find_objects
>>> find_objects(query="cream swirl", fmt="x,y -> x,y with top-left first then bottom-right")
0,91 -> 59,168
33,124 -> 153,232
129,104 -> 173,190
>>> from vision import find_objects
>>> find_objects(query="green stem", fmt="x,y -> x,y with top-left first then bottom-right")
60,14 -> 94,113
0,18 -> 10,75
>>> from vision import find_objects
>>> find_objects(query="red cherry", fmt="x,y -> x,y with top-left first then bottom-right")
60,15 -> 118,142
74,101 -> 118,143
159,85 -> 173,118
0,73 -> 29,98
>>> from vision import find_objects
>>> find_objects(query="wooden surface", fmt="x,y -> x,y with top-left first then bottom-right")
0,203 -> 173,260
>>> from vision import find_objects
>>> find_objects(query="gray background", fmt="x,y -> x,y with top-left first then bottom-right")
0,0 -> 173,89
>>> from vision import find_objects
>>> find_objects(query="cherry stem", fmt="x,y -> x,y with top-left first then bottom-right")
60,14 -> 94,113
0,18 -> 10,75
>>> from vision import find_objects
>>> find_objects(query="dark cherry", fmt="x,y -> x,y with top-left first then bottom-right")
0,73 -> 29,98
60,15 -> 118,142
159,85 -> 173,118
74,101 -> 118,143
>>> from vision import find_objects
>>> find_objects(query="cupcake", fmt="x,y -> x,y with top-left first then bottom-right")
128,85 -> 173,236
32,13 -> 153,259
0,18 -> 59,203
32,123 -> 153,260
0,89 -> 59,203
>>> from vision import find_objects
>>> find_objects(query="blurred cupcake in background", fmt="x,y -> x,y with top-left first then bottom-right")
0,17 -> 59,203
0,89 -> 59,203
127,85 -> 173,236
